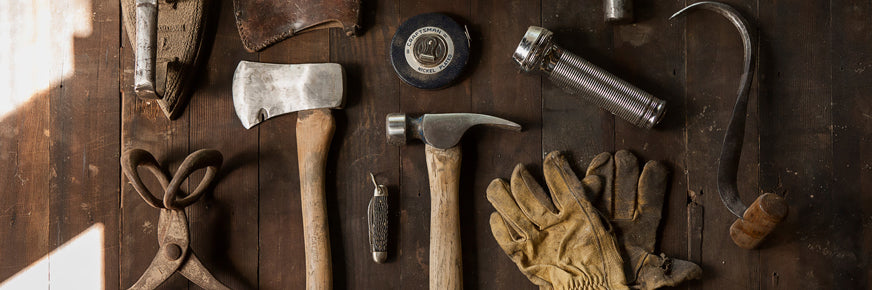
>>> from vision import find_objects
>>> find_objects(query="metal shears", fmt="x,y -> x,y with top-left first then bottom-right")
121,148 -> 230,290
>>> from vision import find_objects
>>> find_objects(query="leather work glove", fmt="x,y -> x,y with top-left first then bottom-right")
584,150 -> 702,289
487,151 -> 629,290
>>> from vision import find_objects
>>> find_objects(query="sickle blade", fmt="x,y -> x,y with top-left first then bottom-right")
671,1 -> 755,218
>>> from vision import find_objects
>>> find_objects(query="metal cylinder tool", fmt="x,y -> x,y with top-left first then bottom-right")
604,0 -> 633,23
133,0 -> 160,99
513,26 -> 666,129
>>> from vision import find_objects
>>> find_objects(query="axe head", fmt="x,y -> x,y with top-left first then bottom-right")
232,61 -> 345,129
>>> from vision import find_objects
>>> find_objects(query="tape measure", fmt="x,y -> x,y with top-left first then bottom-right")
390,13 -> 470,90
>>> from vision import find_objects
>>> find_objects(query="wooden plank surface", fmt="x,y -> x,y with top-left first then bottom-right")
187,1 -> 259,289
757,1 -> 835,288
468,0 -> 541,288
831,0 -> 872,287
49,1 -> 122,288
327,0 -> 401,288
0,1 -> 54,284
683,1 -> 760,288
2,0 -> 872,289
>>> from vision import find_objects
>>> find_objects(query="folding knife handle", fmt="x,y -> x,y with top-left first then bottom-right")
368,188 -> 389,263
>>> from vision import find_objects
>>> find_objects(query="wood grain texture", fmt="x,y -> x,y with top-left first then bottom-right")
48,1 -> 122,288
328,0 -> 402,286
730,193 -> 788,249
425,145 -> 463,290
468,0 -> 541,288
0,0 -> 53,283
187,1 -> 259,289
830,0 -> 872,287
757,0 -> 835,288
296,109 -> 337,289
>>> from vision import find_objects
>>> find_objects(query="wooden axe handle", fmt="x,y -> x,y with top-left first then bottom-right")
297,108 -> 335,289
730,192 -> 788,249
425,145 -> 463,290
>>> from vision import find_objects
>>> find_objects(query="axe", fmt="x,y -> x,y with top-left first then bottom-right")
233,61 -> 344,288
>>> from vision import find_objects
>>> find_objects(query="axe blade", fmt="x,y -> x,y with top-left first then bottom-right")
232,61 -> 345,129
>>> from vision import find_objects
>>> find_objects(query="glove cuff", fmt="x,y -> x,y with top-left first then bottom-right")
553,277 -> 630,290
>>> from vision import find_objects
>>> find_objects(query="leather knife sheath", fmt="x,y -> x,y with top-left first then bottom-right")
121,0 -> 209,120
232,0 -> 361,52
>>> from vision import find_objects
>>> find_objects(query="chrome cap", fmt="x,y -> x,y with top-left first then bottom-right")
513,26 -> 554,72
386,113 -> 408,145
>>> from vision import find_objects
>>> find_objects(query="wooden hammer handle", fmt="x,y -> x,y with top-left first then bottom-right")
730,192 -> 788,249
425,145 -> 463,290
296,109 -> 335,290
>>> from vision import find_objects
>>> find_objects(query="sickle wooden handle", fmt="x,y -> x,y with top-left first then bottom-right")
297,109 -> 335,289
425,145 -> 463,290
730,193 -> 788,249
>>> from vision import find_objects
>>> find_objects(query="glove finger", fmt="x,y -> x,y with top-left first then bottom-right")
510,163 -> 561,228
633,160 -> 668,251
488,212 -> 523,256
614,150 -> 640,221
487,178 -> 537,239
581,175 -> 603,202
636,254 -> 702,290
542,151 -> 589,213
586,152 -> 615,216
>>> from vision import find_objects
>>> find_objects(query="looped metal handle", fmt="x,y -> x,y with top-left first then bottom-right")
122,149 -> 170,208
122,149 -> 223,210
163,149 -> 223,210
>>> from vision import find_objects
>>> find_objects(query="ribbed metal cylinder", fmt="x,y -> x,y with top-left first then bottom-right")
547,47 -> 665,128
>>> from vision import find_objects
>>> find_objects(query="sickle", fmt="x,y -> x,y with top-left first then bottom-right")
671,1 -> 787,249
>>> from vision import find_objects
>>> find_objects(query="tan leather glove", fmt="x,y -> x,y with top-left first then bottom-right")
584,150 -> 702,289
487,151 -> 629,290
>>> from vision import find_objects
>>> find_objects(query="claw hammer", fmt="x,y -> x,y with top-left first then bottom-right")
387,113 -> 521,289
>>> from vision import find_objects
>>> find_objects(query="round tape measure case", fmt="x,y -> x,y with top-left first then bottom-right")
390,13 -> 470,90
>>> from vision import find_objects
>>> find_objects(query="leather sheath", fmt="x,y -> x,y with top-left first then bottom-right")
232,0 -> 361,52
121,0 -> 209,120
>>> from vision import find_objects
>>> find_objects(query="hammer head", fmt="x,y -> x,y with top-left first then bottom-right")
386,113 -> 522,149
232,61 -> 345,129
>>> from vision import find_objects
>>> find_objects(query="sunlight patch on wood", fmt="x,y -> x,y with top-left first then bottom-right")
0,0 -> 92,119
0,223 -> 104,290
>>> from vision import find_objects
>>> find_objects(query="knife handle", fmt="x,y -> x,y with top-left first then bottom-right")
368,173 -> 389,263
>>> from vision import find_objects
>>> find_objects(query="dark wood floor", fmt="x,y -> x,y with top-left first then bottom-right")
1,0 -> 870,289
